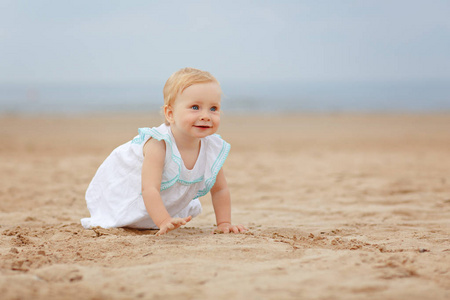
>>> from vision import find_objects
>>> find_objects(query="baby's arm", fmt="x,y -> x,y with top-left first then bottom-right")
210,168 -> 247,234
141,138 -> 191,235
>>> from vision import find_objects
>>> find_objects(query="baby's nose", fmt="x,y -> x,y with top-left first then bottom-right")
200,111 -> 211,120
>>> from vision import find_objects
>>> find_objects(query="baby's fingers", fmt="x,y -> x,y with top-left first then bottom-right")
156,223 -> 175,236
172,219 -> 186,226
155,227 -> 167,236
173,216 -> 192,226
179,216 -> 192,224
237,225 -> 248,233
232,226 -> 240,234
177,219 -> 187,226
221,225 -> 247,234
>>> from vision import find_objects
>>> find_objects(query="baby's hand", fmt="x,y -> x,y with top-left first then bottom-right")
215,222 -> 247,234
156,216 -> 192,236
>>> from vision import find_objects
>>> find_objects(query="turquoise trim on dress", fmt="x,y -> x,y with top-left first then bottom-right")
178,176 -> 204,186
194,140 -> 231,199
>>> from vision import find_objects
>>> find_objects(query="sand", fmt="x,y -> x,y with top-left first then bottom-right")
0,113 -> 449,300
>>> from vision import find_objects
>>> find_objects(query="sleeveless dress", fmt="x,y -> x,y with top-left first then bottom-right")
80,124 -> 230,229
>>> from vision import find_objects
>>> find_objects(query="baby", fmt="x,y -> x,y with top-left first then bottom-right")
81,67 -> 246,235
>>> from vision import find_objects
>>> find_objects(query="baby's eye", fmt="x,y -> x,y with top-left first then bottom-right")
191,105 -> 199,110
210,106 -> 218,112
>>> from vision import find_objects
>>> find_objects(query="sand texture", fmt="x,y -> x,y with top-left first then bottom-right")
0,113 -> 449,300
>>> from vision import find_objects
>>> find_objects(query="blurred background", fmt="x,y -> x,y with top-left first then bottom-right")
0,0 -> 449,115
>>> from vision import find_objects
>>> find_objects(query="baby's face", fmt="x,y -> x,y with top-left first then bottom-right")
168,82 -> 222,139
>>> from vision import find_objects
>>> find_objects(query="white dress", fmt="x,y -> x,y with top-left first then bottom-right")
80,124 -> 230,229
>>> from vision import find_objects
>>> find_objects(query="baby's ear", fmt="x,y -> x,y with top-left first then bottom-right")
164,105 -> 174,123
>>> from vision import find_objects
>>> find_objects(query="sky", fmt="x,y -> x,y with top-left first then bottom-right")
1,0 -> 450,85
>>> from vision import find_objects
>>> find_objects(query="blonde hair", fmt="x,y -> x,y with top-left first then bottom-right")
163,67 -> 220,124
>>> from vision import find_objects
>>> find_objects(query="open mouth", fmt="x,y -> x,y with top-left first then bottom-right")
194,125 -> 211,129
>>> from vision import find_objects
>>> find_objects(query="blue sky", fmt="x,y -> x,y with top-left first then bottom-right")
1,0 -> 449,84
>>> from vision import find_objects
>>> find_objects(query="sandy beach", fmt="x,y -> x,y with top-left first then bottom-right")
0,113 -> 449,300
